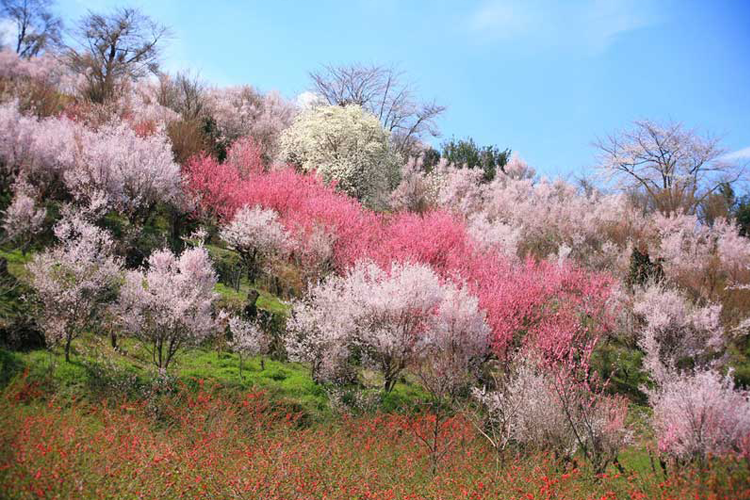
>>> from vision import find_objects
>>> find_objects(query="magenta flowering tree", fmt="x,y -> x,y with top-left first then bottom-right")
114,246 -> 219,369
26,212 -> 122,361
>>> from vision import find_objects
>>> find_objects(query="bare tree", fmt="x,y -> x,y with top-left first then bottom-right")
309,63 -> 445,156
156,71 -> 207,121
66,7 -> 170,103
1,0 -> 62,58
594,120 -> 745,215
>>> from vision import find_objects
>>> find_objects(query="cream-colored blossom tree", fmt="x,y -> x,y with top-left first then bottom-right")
278,104 -> 400,206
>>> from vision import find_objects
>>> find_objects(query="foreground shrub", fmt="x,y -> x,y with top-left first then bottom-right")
1,379 -> 747,500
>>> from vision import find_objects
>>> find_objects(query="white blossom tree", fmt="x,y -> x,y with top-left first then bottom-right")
219,205 -> 289,282
114,245 -> 219,369
308,63 -> 445,156
228,315 -> 268,377
278,104 -> 400,206
27,212 -> 122,361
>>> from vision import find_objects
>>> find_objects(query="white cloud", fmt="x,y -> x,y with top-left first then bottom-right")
722,146 -> 750,161
466,0 -> 658,55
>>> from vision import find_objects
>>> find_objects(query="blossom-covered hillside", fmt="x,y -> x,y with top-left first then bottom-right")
0,3 -> 749,499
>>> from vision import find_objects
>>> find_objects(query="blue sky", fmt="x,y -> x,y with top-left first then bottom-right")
56,0 -> 750,179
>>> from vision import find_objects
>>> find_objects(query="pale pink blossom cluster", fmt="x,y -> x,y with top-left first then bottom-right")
27,213 -> 122,360
206,85 -> 296,159
0,50 -> 59,82
473,356 -> 630,467
651,369 -> 750,461
632,283 -> 725,382
389,155 -> 440,213
653,212 -> 750,292
66,123 -> 183,219
287,260 -> 491,392
2,188 -> 46,242
114,246 -> 220,369
219,205 -> 290,280
433,154 -> 640,271
0,101 -> 183,219
229,316 -> 269,358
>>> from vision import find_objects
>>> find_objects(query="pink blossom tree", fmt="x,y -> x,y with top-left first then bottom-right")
632,283 -> 725,383
219,205 -> 289,282
27,212 -> 122,361
414,282 -> 490,402
288,260 -> 491,394
389,155 -> 437,213
228,316 -> 269,377
114,246 -> 219,369
651,369 -> 750,462
2,187 -> 46,251
65,123 -> 182,223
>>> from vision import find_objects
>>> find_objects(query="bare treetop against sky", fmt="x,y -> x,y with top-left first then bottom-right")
32,1 -> 750,176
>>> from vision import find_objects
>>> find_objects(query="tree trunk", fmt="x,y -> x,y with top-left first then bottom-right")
64,335 -> 72,363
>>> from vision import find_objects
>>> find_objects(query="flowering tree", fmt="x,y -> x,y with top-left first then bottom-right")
26,212 -> 122,361
2,188 -> 46,251
219,205 -> 289,282
228,316 -> 268,376
308,63 -> 445,156
286,269 -> 359,385
651,369 -> 750,462
472,359 -> 577,457
389,155 -> 437,213
288,260 -> 490,394
278,104 -> 400,206
632,283 -> 725,383
114,246 -> 219,369
414,283 -> 490,402
595,120 -> 743,216
66,124 -> 182,222
225,135 -> 264,177
182,153 -> 243,221
206,85 -> 296,161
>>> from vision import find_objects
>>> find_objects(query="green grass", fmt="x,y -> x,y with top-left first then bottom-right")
0,332 -> 431,421
214,281 -> 290,315
0,247 -> 32,279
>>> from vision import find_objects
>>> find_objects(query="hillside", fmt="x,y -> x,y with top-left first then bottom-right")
0,4 -> 749,498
